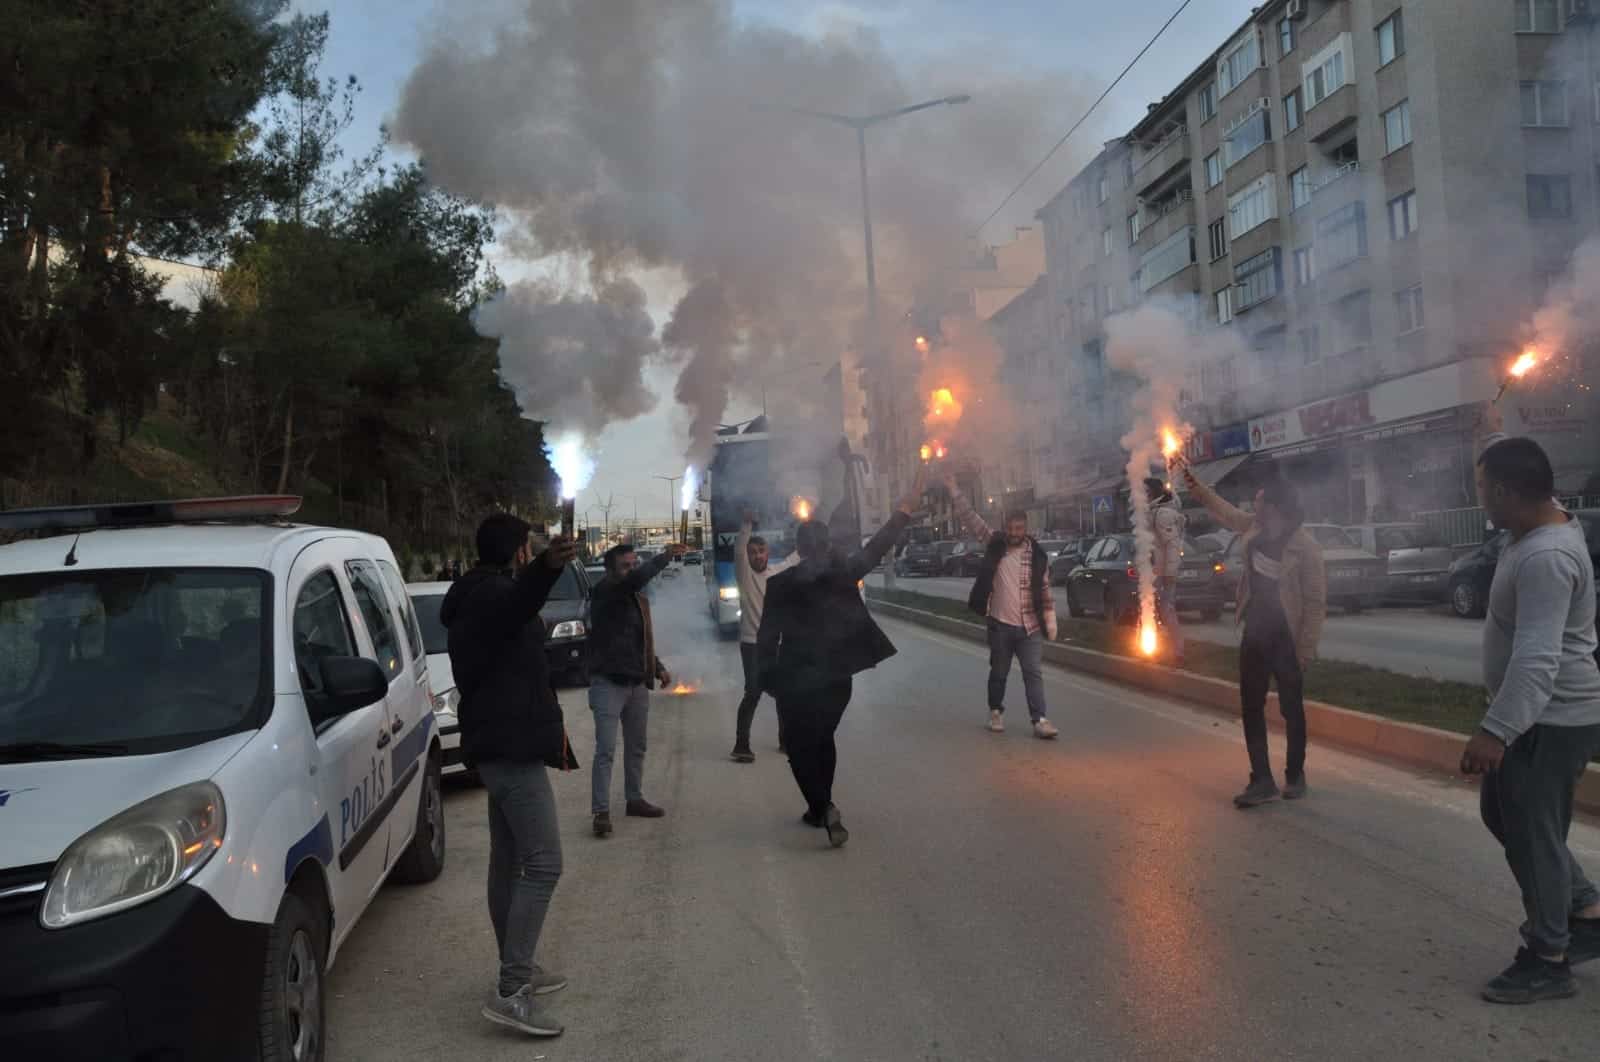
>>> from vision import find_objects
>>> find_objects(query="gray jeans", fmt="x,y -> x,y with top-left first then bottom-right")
987,620 -> 1047,722
589,676 -> 650,815
1481,722 -> 1600,956
476,760 -> 563,997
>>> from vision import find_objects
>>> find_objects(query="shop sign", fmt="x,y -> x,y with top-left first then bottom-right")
1184,432 -> 1215,463
1248,360 -> 1489,453
1213,423 -> 1251,457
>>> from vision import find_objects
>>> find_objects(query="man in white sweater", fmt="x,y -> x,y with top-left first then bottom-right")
1461,411 -> 1600,1005
730,513 -> 801,762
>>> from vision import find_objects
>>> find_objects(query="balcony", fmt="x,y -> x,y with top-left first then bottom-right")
1148,262 -> 1201,299
1306,82 -> 1358,144
1134,191 -> 1195,254
1133,124 -> 1192,199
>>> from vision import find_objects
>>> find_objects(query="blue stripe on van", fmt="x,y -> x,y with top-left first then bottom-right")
390,710 -> 435,783
283,814 -> 333,884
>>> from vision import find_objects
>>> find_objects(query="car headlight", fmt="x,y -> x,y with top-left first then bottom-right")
431,685 -> 460,714
719,586 -> 739,601
42,781 -> 225,929
551,620 -> 586,639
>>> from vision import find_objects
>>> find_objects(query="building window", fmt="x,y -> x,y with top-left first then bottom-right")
1227,176 -> 1277,239
1515,0 -> 1561,33
1198,81 -> 1217,122
1218,30 -> 1262,98
1280,17 -> 1296,57
1128,211 -> 1143,244
1383,100 -> 1412,153
1377,12 -> 1405,66
1138,226 -> 1198,292
1208,218 -> 1228,261
1521,81 -> 1569,127
1216,288 -> 1234,325
1304,37 -> 1349,109
1527,174 -> 1573,218
1284,89 -> 1302,133
1332,290 -> 1373,352
1223,105 -> 1272,167
1099,175 -> 1109,204
1289,166 -> 1312,210
1299,325 -> 1321,364
1103,227 -> 1114,257
1205,151 -> 1223,188
1395,285 -> 1425,334
1293,246 -> 1314,286
1233,248 -> 1281,311
1317,201 -> 1368,269
1388,189 -> 1419,239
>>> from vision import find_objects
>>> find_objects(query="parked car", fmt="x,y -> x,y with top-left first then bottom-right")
1301,525 -> 1387,613
0,496 -> 445,1062
897,539 -> 955,577
1063,533 -> 1226,623
1345,522 -> 1454,602
1048,537 -> 1091,585
1038,539 -> 1069,561
943,540 -> 986,577
682,551 -> 703,566
584,562 -> 608,583
1445,509 -> 1600,619
1194,530 -> 1241,602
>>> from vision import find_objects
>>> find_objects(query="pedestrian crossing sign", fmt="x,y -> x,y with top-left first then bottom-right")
1093,495 -> 1113,515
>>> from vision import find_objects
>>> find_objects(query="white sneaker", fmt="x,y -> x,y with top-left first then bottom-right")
988,710 -> 1005,733
1033,718 -> 1060,740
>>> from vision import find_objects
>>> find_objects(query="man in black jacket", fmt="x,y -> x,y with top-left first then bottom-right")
441,514 -> 577,1039
757,468 -> 924,848
587,540 -> 686,837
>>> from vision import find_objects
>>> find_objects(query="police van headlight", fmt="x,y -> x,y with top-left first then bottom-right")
41,782 -> 226,929
718,586 -> 739,601
550,620 -> 586,640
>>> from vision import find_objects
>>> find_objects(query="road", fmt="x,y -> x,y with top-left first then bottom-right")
327,573 -> 1600,1062
873,574 -> 1482,684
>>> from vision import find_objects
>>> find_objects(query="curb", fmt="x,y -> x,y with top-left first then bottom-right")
868,598 -> 1600,815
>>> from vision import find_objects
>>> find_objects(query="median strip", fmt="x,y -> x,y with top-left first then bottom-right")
867,587 -> 1600,814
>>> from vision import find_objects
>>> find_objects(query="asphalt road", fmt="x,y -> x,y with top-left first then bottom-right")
326,573 -> 1600,1062
873,573 -> 1482,685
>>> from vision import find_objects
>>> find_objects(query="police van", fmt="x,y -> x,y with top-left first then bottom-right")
0,497 -> 447,1061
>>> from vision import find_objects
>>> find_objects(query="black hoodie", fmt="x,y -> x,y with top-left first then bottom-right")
440,560 -> 576,769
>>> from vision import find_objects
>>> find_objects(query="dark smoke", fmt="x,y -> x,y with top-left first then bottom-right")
392,0 -> 1090,460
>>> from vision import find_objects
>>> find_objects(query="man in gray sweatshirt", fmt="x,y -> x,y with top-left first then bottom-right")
1461,422 -> 1600,1004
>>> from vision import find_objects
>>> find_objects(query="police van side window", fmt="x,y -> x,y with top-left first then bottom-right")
377,560 -> 424,665
294,571 -> 357,705
346,560 -> 403,677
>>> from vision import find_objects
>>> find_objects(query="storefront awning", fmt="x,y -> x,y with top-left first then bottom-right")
1188,453 -> 1251,488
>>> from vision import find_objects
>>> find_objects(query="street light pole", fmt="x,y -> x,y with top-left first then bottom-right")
653,474 -> 680,534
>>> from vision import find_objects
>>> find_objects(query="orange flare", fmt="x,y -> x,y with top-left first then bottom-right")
792,497 -> 812,520
927,387 -> 963,422
1139,625 -> 1158,657
1161,428 -> 1183,458
671,684 -> 697,695
1510,350 -> 1538,378
920,444 -> 932,462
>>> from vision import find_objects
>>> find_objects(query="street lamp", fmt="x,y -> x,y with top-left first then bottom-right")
653,474 -> 680,529
756,93 -> 972,590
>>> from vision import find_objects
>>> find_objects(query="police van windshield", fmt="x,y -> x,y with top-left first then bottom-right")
0,569 -> 270,760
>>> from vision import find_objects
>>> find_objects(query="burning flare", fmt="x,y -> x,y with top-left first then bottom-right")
792,497 -> 812,521
1139,624 -> 1158,657
547,433 -> 596,501
920,441 -> 947,463
1161,428 -> 1183,462
670,683 -> 697,695
920,444 -> 932,462
680,465 -> 698,511
1495,348 -> 1543,402
927,387 -> 963,422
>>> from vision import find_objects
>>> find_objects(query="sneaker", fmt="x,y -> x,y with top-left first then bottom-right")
1482,948 -> 1577,1004
1233,776 -> 1281,809
592,811 -> 612,838
482,985 -> 564,1037
824,804 -> 849,849
626,798 -> 666,818
988,710 -> 1005,733
1282,773 -> 1308,800
529,966 -> 568,996
801,809 -> 825,828
730,747 -> 756,764
1568,917 -> 1600,965
1033,718 -> 1060,740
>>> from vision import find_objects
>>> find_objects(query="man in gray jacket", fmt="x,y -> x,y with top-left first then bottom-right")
1460,417 -> 1600,1005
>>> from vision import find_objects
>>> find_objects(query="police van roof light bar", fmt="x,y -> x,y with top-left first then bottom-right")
0,495 -> 303,533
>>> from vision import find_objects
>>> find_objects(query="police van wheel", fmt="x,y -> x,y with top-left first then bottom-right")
259,891 -> 326,1062
392,754 -> 446,884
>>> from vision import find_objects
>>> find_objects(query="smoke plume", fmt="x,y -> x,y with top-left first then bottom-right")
392,0 -> 1089,463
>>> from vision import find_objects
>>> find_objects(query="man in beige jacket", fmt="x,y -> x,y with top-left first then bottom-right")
1179,459 -> 1327,807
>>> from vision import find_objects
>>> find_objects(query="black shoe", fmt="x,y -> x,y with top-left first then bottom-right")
1233,776 -> 1280,809
730,747 -> 756,764
801,809 -> 825,828
1482,947 -> 1576,1004
593,812 -> 612,838
1282,772 -> 1308,800
626,798 -> 665,818
824,804 -> 849,849
1568,917 -> 1600,965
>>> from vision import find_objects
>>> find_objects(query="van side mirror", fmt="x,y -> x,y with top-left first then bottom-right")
314,656 -> 389,719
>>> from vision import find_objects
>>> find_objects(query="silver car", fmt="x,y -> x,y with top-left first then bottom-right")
1345,523 -> 1454,603
1302,525 -> 1387,614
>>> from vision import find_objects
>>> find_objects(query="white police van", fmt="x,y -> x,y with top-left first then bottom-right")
0,497 -> 446,1061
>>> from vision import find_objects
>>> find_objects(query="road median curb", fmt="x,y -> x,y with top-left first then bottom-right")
869,598 -> 1600,815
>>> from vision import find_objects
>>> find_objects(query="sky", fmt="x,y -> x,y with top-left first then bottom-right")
304,0 -> 1266,523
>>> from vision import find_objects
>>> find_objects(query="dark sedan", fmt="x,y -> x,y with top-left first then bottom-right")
411,559 -> 593,688
898,539 -> 956,577
943,540 -> 986,577
1064,533 -> 1225,624
1047,537 -> 1091,585
1447,509 -> 1600,619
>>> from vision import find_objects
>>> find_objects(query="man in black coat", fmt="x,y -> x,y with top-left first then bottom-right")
757,468 -> 924,847
440,515 -> 576,1039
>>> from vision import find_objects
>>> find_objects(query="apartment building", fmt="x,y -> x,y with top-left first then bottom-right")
1028,0 -> 1600,527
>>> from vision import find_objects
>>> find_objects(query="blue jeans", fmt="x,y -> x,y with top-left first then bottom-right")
475,760 -> 563,997
987,620 -> 1047,722
589,676 -> 650,815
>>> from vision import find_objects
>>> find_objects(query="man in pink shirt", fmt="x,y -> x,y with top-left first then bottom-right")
944,472 -> 1060,739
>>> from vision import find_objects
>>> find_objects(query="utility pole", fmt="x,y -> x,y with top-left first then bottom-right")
653,474 -> 680,530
